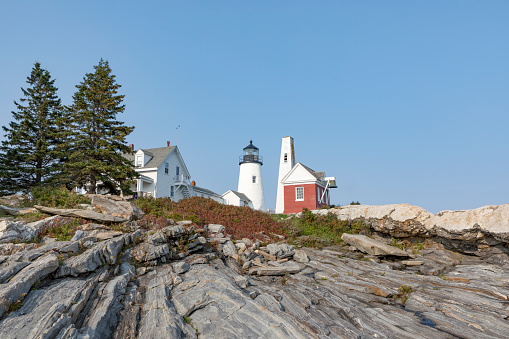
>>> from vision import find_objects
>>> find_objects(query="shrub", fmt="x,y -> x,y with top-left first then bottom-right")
288,208 -> 370,247
38,216 -> 90,241
136,215 -> 169,230
134,197 -> 287,241
22,186 -> 91,209
395,285 -> 414,305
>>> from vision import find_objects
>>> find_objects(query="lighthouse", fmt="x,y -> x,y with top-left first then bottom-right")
237,140 -> 266,211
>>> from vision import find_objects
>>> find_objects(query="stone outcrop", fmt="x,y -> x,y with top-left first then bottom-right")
0,204 -> 37,216
0,204 -> 19,216
35,205 -> 126,223
309,204 -> 509,257
0,194 -> 25,207
267,243 -> 295,259
56,232 -> 141,277
0,201 -> 508,338
0,253 -> 59,318
341,233 -> 409,257
0,216 -> 62,243
91,195 -> 145,221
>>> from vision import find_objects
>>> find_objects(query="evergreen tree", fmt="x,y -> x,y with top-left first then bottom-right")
65,59 -> 137,194
0,62 -> 65,195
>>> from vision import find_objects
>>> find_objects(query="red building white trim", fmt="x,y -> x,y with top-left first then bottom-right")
280,163 -> 331,214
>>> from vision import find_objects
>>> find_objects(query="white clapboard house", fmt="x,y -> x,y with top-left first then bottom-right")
124,142 -> 223,202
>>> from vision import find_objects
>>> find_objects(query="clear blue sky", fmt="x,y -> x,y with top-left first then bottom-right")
1,1 -> 507,213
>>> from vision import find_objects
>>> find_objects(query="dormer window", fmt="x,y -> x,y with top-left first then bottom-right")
135,150 -> 153,167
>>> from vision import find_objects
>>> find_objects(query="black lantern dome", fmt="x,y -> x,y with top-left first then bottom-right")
239,140 -> 263,165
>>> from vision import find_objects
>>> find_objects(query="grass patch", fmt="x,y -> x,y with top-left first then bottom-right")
15,212 -> 51,223
287,208 -> 370,248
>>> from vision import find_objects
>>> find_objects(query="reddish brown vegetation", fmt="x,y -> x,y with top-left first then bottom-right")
135,197 -> 287,241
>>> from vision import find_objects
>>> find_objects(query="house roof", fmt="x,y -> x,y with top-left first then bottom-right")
193,186 -> 222,197
124,146 -> 176,169
281,162 -> 326,185
222,190 -> 251,202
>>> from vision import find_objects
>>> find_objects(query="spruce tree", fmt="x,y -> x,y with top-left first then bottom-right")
0,62 -> 65,195
65,59 -> 137,194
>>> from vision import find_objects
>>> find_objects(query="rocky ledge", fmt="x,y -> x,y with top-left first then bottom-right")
0,201 -> 507,338
308,204 -> 509,260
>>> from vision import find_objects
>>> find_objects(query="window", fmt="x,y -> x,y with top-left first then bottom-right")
252,176 -> 256,183
176,166 -> 180,176
164,163 -> 169,174
296,187 -> 304,201
170,186 -> 174,197
284,153 -> 288,163
135,156 -> 142,167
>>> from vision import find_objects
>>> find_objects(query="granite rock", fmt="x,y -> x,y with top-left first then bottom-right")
341,233 -> 409,257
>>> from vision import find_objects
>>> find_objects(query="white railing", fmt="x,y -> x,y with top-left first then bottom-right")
174,174 -> 188,185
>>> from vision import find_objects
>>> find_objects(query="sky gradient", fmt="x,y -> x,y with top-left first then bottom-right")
1,1 -> 507,213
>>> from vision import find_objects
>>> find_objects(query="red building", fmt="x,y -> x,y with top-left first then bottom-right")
281,163 -> 333,214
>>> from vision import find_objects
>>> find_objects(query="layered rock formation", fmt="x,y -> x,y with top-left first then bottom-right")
309,204 -> 509,259
0,201 -> 507,338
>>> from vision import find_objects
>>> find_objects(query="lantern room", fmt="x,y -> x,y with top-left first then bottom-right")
239,140 -> 263,165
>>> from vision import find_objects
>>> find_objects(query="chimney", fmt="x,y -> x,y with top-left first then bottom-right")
191,181 -> 196,186
167,141 -> 170,147
129,144 -> 134,151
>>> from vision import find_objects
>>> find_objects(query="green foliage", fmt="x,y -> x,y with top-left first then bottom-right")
0,62 -> 66,196
38,216 -> 90,241
8,294 -> 26,313
135,196 -> 286,241
271,214 -> 288,222
390,237 -> 406,250
349,201 -> 361,205
289,208 -> 370,248
399,285 -> 413,294
63,59 -> 138,195
394,285 -> 414,305
22,186 -> 90,209
15,212 -> 50,223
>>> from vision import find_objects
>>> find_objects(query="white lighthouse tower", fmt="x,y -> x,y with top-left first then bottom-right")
275,136 -> 295,214
238,140 -> 266,211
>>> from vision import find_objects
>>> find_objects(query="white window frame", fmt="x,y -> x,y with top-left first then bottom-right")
170,185 -> 174,197
176,166 -> 180,176
164,162 -> 169,174
135,155 -> 142,167
296,186 -> 304,201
